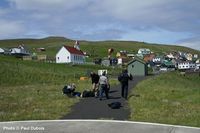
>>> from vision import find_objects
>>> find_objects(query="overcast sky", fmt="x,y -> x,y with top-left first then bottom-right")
0,0 -> 200,50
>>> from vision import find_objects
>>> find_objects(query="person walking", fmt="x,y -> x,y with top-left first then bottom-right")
90,72 -> 100,97
118,69 -> 133,100
99,71 -> 109,100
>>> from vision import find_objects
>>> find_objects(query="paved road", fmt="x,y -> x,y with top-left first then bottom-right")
62,76 -> 146,120
0,120 -> 199,133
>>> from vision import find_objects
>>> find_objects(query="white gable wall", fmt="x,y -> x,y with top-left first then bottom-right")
0,48 -> 4,53
153,58 -> 161,62
178,62 -> 189,69
56,47 -> 71,63
11,48 -> 21,54
56,46 -> 85,64
178,62 -> 195,70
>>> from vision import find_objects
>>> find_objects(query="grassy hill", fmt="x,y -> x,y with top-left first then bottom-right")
129,72 -> 200,127
0,37 -> 199,58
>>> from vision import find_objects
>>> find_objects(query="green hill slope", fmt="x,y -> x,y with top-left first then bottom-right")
0,37 -> 199,58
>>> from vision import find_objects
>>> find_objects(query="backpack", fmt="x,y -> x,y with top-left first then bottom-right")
107,84 -> 110,91
108,102 -> 122,109
118,74 -> 123,82
129,74 -> 133,80
82,90 -> 95,97
62,86 -> 72,95
72,92 -> 81,97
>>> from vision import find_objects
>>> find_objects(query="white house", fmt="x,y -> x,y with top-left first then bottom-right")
0,48 -> 4,54
185,53 -> 193,61
138,48 -> 151,55
193,54 -> 198,59
10,48 -> 21,54
153,57 -> 161,62
153,56 -> 163,63
56,45 -> 85,64
166,53 -> 175,59
178,61 -> 195,70
10,45 -> 29,55
195,63 -> 200,70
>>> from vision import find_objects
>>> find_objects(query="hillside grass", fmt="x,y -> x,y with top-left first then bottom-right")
129,72 -> 200,127
0,55 -> 120,121
0,37 -> 199,58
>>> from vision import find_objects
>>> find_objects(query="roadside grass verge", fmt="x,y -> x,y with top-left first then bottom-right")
0,84 -> 78,121
129,72 -> 200,127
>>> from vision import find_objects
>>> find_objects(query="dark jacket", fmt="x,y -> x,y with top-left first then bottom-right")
90,73 -> 100,84
118,73 -> 133,85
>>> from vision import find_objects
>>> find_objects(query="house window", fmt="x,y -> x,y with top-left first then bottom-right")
132,65 -> 134,68
57,57 -> 59,60
67,56 -> 69,59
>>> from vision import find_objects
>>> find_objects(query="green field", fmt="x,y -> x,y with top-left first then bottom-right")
0,55 -> 119,121
129,72 -> 200,127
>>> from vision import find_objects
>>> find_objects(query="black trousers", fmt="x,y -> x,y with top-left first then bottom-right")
99,84 -> 109,99
121,84 -> 128,99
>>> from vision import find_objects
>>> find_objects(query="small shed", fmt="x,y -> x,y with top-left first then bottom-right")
37,55 -> 47,61
127,58 -> 147,76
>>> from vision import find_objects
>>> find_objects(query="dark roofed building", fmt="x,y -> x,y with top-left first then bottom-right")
127,57 -> 148,76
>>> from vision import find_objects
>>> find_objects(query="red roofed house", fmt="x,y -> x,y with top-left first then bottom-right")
56,45 -> 85,64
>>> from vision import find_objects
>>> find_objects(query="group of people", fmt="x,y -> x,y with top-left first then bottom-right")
63,69 -> 133,100
90,71 -> 109,100
90,69 -> 133,100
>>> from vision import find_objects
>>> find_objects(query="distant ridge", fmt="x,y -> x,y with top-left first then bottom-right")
42,36 -> 69,41
0,36 -> 199,56
0,36 -> 71,42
